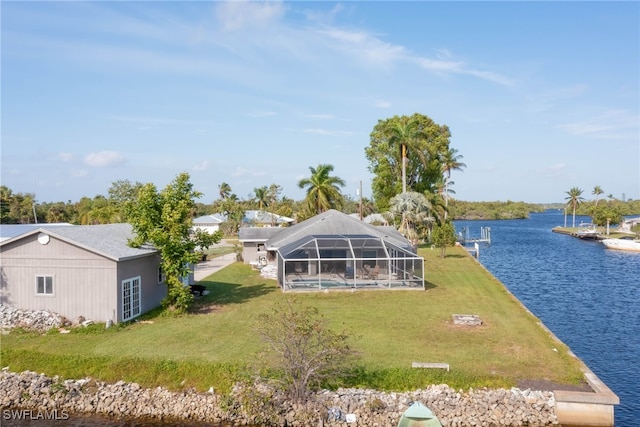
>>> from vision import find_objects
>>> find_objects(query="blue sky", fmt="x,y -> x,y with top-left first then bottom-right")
2,1 -> 639,205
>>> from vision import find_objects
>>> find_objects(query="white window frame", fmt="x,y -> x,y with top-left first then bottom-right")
35,275 -> 54,296
122,276 -> 142,322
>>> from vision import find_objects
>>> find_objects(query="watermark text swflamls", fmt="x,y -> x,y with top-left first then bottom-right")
3,409 -> 70,421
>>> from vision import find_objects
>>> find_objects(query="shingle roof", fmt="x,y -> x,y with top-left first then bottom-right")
238,227 -> 283,242
0,223 -> 73,241
265,209 -> 411,250
0,223 -> 157,261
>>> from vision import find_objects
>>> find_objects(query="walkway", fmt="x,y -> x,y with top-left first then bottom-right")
194,252 -> 237,282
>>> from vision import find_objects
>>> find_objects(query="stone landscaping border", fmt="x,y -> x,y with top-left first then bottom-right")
0,370 -> 558,426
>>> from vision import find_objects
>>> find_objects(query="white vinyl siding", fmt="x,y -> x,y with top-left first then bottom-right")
122,276 -> 141,321
35,275 -> 53,295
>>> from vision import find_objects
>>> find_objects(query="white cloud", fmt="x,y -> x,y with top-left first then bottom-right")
319,28 -> 406,65
302,113 -> 335,120
71,169 -> 88,177
555,110 -> 639,139
215,1 -> 286,31
373,100 -> 391,108
193,160 -> 210,172
83,151 -> 125,167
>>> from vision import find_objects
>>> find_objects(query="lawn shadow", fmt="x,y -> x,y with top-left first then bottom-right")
444,253 -> 468,259
194,280 -> 277,307
423,280 -> 438,290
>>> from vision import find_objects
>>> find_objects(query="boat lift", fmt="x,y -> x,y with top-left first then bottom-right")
456,226 -> 491,258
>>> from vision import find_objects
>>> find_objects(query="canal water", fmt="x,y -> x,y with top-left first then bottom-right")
455,210 -> 640,426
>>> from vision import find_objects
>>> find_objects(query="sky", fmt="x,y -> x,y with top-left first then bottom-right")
2,1 -> 639,205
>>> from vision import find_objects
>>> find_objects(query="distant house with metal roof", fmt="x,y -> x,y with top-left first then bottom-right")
242,210 -> 425,292
242,210 -> 294,227
192,213 -> 226,234
194,210 -> 294,236
0,223 -> 168,324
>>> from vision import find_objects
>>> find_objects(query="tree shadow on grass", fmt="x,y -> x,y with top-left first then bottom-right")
194,281 -> 277,307
444,253 -> 468,259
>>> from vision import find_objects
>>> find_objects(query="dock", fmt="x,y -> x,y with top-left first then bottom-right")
551,226 -> 605,241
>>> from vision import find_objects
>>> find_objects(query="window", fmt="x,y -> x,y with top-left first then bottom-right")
122,276 -> 141,321
36,275 -> 53,295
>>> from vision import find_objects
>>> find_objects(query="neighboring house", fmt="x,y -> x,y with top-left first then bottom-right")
192,214 -> 226,234
243,210 -> 295,227
0,223 -> 168,324
347,213 -> 390,226
242,209 -> 425,292
238,227 -> 284,267
193,210 -> 294,237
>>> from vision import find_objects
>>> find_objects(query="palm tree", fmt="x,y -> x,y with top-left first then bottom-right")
218,182 -> 232,200
592,185 -> 604,207
254,186 -> 269,210
388,117 -> 427,194
565,187 -> 584,228
441,148 -> 466,219
297,164 -> 346,214
386,191 -> 433,246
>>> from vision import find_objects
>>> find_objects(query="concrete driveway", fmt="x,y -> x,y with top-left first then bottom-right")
194,252 -> 237,282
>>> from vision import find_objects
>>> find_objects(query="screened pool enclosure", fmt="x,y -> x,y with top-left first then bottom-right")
276,234 -> 424,291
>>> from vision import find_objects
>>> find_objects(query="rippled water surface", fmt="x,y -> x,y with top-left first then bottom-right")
455,210 -> 640,426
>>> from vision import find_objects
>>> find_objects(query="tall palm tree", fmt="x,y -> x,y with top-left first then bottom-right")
565,187 -> 584,228
254,186 -> 269,210
218,182 -> 232,200
592,185 -> 604,207
389,118 -> 427,194
297,164 -> 346,214
441,148 -> 466,219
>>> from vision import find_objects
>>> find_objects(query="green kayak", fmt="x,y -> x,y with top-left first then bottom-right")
397,401 -> 443,427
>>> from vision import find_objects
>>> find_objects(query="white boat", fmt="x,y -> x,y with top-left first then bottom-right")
601,236 -> 640,252
576,223 -> 599,239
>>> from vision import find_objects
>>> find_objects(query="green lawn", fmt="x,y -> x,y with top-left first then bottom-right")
1,246 -> 585,393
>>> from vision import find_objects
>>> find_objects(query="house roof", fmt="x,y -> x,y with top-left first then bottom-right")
238,227 -> 283,242
0,223 -> 73,242
193,214 -> 226,225
243,210 -> 295,224
265,209 -> 411,251
347,213 -> 390,225
193,211 -> 294,226
0,223 -> 157,261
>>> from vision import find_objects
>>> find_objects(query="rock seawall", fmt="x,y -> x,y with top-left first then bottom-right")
0,370 -> 558,426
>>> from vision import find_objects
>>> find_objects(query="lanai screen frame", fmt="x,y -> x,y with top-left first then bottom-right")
276,234 -> 424,291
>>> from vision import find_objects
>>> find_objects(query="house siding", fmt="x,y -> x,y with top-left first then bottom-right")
242,243 -> 270,265
116,255 -> 166,323
0,233 -> 117,322
0,231 -> 164,324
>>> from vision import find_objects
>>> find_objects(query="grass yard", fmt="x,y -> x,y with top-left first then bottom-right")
1,245 -> 585,394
